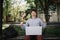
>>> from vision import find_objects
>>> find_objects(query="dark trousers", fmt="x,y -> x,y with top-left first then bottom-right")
24,35 -> 43,40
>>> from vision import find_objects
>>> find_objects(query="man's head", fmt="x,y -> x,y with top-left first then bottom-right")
31,9 -> 37,18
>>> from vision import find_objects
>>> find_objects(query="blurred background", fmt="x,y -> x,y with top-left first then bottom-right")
2,0 -> 60,40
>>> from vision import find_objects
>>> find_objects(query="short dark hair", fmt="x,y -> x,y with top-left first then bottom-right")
30,8 -> 38,17
31,8 -> 37,13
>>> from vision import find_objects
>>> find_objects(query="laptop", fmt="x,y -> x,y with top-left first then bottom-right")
25,26 -> 42,35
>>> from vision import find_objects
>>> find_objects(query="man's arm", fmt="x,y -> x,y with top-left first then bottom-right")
39,19 -> 46,28
20,20 -> 29,29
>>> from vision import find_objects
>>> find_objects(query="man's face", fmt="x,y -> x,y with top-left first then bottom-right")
31,11 -> 37,17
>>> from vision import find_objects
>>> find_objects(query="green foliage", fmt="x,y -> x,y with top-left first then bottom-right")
49,4 -> 56,11
3,0 -> 57,23
54,28 -> 60,37
14,26 -> 25,36
44,27 -> 60,37
13,26 -> 60,37
2,24 -> 60,37
3,0 -> 12,15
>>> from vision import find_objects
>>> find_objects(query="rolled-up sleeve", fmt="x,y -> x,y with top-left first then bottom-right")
20,20 -> 29,29
39,19 -> 46,28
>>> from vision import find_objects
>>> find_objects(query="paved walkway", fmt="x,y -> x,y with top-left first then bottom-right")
8,36 -> 60,40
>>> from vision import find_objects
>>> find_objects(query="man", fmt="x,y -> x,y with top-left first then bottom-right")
20,9 -> 46,40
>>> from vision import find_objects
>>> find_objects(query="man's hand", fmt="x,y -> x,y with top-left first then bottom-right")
20,22 -> 23,26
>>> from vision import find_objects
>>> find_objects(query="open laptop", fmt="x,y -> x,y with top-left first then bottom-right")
25,26 -> 42,35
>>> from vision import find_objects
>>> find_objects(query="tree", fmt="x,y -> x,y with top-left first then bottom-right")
3,0 -> 12,23
34,0 -> 56,23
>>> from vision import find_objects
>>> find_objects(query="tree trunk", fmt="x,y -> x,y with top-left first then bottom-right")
44,0 -> 50,23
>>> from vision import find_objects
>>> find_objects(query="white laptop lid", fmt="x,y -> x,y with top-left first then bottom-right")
25,26 -> 42,35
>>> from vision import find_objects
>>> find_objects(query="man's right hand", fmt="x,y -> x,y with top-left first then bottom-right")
20,22 -> 23,26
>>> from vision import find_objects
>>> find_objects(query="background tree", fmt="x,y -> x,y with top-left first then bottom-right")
34,0 -> 56,23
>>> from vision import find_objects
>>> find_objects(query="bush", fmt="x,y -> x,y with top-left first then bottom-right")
14,25 -> 25,36
44,26 -> 60,37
